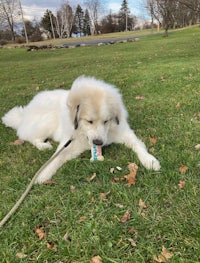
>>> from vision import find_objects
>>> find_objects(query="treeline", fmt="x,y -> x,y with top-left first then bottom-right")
0,0 -> 199,44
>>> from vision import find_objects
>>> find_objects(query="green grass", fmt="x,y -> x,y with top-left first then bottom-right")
0,27 -> 200,262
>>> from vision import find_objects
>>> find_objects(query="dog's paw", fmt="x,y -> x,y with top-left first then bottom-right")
141,154 -> 161,171
34,140 -> 53,150
34,175 -> 47,184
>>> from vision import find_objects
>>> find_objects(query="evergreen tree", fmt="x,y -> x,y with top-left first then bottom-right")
40,10 -> 56,38
73,5 -> 84,36
83,9 -> 91,36
119,0 -> 130,31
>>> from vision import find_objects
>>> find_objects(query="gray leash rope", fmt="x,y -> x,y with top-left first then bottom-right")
0,139 -> 72,228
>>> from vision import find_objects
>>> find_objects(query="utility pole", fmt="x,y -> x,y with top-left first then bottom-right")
18,0 -> 28,44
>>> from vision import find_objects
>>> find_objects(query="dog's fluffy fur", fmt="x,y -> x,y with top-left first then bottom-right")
2,76 -> 160,183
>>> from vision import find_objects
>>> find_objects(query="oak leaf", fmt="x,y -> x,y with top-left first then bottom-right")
124,162 -> 138,186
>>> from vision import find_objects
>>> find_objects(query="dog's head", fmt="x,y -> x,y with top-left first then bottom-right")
67,76 -> 126,146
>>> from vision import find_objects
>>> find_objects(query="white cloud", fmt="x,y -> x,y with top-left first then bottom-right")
108,2 -> 121,13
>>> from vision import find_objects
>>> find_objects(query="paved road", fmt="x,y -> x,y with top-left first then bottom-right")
62,35 -> 141,48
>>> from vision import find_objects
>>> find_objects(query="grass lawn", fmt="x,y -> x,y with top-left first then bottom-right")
0,27 -> 199,262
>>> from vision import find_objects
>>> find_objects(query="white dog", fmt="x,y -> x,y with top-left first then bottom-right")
2,76 -> 160,183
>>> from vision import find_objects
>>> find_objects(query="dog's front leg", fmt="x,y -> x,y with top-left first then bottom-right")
117,127 -> 161,171
35,140 -> 87,184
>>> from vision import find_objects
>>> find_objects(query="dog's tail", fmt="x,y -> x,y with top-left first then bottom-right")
2,106 -> 24,130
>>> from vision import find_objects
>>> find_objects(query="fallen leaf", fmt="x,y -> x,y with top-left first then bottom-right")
121,210 -> 131,223
135,95 -> 144,100
179,165 -> 188,174
70,185 -> 76,192
16,252 -> 27,259
42,180 -> 57,185
78,216 -> 87,223
178,180 -> 186,188
10,139 -> 24,145
195,144 -> 200,150
150,136 -> 157,144
153,246 -> 173,262
90,255 -> 103,263
128,229 -> 138,234
87,173 -> 96,182
139,198 -> 147,209
113,177 -> 125,182
100,193 -> 107,199
128,237 -> 137,247
46,241 -> 57,252
176,102 -> 181,108
124,163 -> 138,186
91,196 -> 95,202
35,226 -> 46,240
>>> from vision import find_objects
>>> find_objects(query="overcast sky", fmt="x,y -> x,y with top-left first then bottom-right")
20,0 -> 147,21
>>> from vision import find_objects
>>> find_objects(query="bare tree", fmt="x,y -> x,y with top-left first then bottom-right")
145,0 -> 200,33
84,0 -> 102,34
0,0 -> 19,40
56,2 -> 74,38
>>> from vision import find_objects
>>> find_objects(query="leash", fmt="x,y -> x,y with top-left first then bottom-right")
0,139 -> 72,228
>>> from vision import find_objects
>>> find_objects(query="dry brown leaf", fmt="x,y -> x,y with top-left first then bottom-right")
135,95 -> 145,100
78,216 -> 87,223
124,163 -> 138,186
90,255 -> 103,263
42,180 -> 57,185
153,246 -> 173,262
70,185 -> 76,192
10,139 -> 24,145
46,241 -> 57,252
121,210 -> 131,223
113,177 -> 126,182
178,180 -> 186,188
128,229 -> 138,234
176,102 -> 181,108
139,198 -> 147,209
100,193 -> 107,199
179,165 -> 188,174
128,238 -> 137,247
150,136 -> 157,144
87,173 -> 96,182
35,226 -> 46,240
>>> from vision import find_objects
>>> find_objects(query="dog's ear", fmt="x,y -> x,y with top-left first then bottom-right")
74,105 -> 80,129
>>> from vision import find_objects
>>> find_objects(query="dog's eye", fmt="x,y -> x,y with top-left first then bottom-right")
104,120 -> 109,124
87,120 -> 93,124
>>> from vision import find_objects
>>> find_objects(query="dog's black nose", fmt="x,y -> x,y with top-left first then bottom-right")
93,139 -> 103,146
